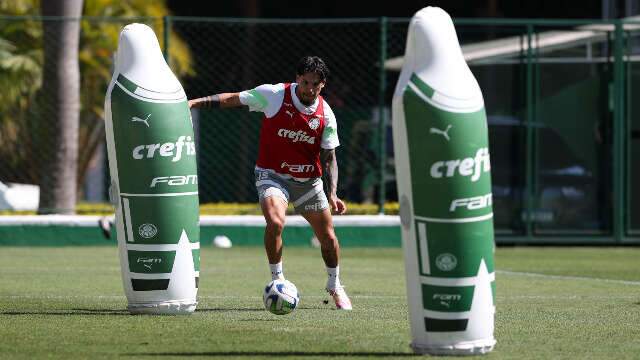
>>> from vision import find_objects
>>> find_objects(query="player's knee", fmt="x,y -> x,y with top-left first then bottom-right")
318,231 -> 338,247
265,217 -> 285,235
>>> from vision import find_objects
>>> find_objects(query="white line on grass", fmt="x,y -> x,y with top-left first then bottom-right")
497,270 -> 640,286
496,295 -> 640,299
0,294 -> 406,300
2,294 -> 637,301
0,268 -> 122,273
200,295 -> 407,299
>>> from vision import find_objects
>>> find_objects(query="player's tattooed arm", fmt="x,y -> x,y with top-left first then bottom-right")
188,92 -> 243,109
321,148 -> 338,198
321,148 -> 347,214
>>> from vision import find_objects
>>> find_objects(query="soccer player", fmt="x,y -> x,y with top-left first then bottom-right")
189,56 -> 352,310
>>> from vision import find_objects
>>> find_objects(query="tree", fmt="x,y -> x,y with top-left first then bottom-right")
38,0 -> 83,214
0,1 -> 43,186
0,0 -> 193,213
77,1 -> 194,196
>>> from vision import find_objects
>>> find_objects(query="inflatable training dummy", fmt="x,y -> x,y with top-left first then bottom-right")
392,7 -> 496,355
104,23 -> 200,315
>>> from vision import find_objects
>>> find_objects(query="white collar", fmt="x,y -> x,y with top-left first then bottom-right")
290,83 -> 319,115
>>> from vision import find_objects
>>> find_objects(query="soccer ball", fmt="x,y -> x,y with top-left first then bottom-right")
262,279 -> 299,315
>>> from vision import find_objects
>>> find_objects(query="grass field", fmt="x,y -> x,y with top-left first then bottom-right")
1,246 -> 639,359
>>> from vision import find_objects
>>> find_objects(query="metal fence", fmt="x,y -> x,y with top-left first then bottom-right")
0,16 -> 639,242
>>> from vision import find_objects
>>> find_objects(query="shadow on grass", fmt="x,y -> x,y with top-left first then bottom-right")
0,307 -> 314,316
0,308 -> 130,316
124,351 -> 418,357
196,308 -> 265,312
196,306 -> 320,312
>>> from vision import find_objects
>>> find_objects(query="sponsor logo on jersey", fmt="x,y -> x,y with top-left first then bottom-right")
132,136 -> 196,162
429,147 -> 490,182
281,162 -> 314,173
277,129 -> 316,144
150,174 -> 198,188
449,193 -> 492,212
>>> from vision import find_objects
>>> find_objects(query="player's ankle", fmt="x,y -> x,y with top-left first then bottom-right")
270,261 -> 284,280
326,265 -> 341,290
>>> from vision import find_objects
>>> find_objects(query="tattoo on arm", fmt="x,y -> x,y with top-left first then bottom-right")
321,148 -> 338,197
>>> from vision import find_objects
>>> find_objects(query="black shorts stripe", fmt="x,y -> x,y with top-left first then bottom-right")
131,279 -> 170,291
424,318 -> 469,332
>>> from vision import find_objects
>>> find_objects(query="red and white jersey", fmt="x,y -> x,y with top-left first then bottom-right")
239,83 -> 339,179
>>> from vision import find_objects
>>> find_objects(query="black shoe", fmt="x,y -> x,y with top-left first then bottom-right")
99,216 -> 112,240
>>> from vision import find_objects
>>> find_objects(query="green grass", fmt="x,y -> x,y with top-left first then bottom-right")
1,246 -> 639,359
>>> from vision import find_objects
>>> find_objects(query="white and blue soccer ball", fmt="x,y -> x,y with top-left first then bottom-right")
263,279 -> 299,315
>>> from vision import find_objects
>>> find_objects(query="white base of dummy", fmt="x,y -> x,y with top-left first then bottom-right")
411,338 -> 495,356
128,299 -> 197,315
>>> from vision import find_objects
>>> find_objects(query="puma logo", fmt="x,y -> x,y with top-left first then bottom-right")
430,124 -> 452,141
131,114 -> 151,127
285,110 -> 294,118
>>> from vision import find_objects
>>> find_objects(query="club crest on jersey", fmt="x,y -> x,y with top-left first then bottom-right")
308,117 -> 320,130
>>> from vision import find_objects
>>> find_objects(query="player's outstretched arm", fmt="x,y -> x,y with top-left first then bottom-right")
188,92 -> 243,109
321,148 -> 347,215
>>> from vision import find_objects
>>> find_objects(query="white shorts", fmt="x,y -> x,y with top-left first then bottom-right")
254,168 -> 329,213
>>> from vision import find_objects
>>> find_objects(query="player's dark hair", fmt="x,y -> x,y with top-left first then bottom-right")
296,56 -> 329,82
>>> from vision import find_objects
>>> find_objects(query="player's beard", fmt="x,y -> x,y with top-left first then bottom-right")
295,85 -> 316,106
299,94 -> 315,106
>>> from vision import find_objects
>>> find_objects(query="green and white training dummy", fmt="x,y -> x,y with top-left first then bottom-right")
104,23 -> 200,315
392,7 -> 496,355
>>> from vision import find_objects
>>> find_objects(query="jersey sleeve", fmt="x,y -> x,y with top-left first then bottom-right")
239,83 -> 285,118
321,101 -> 340,149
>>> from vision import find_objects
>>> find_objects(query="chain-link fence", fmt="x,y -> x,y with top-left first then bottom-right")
0,15 -> 167,211
1,16 -> 639,240
174,18 -> 386,205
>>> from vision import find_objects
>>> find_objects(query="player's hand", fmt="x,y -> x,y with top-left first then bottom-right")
188,99 -> 196,109
329,196 -> 347,215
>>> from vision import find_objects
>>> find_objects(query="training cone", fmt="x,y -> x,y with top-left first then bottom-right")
392,7 -> 496,355
104,23 -> 200,315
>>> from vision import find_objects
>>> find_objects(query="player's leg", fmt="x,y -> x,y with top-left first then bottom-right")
256,169 -> 290,280
294,178 -> 352,310
301,208 -> 339,267
260,195 -> 288,280
301,209 -> 352,310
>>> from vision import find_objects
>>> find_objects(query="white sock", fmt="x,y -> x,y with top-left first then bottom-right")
269,262 -> 284,280
326,266 -> 341,290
